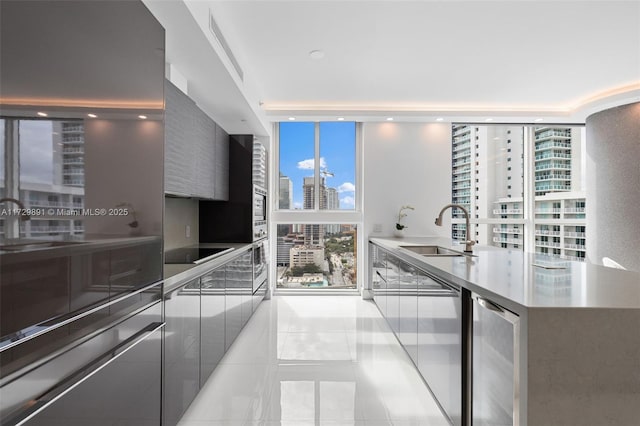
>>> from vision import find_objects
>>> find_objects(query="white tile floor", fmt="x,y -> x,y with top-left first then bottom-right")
178,295 -> 449,426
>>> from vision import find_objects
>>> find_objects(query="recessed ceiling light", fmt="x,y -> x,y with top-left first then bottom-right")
37,112 -> 48,117
534,118 -> 544,122
436,117 -> 444,122
337,117 -> 345,121
309,50 -> 325,60
288,117 -> 296,121
485,118 -> 493,122
386,117 -> 394,121
138,115 -> 147,120
87,113 -> 97,118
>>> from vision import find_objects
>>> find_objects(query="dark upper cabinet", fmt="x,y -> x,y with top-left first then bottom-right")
199,134 -> 253,243
165,80 -> 196,197
164,80 -> 229,200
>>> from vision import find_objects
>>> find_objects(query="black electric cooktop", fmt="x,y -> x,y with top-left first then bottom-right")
164,247 -> 233,264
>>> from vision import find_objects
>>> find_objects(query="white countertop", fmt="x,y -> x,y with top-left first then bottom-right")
370,236 -> 640,311
162,242 -> 253,293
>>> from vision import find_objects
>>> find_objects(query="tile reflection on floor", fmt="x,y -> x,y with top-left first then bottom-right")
178,295 -> 449,426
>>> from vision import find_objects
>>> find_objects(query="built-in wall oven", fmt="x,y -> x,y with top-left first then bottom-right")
253,185 -> 267,242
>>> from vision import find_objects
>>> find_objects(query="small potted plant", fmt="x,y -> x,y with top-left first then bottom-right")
394,205 -> 414,237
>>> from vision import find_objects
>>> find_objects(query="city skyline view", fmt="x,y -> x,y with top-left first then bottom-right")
279,121 -> 356,210
451,124 -> 587,261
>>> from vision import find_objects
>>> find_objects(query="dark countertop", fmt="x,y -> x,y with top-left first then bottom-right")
370,236 -> 640,312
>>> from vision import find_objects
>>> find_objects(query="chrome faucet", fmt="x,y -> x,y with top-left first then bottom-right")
435,203 -> 474,253
0,198 -> 31,221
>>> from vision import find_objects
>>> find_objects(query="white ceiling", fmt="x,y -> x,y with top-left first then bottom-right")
142,0 -> 640,135
204,0 -> 640,123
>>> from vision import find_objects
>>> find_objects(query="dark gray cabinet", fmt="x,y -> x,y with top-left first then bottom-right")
214,124 -> 230,201
193,107 -> 217,199
164,80 -> 229,200
165,80 -> 195,197
225,250 -> 252,350
200,266 -> 226,386
163,248 -> 261,426
8,300 -> 163,426
164,278 -> 201,426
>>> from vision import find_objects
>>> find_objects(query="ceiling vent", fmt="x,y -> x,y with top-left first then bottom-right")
209,9 -> 244,82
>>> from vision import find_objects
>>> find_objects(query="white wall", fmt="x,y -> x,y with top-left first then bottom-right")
363,122 -> 452,237
164,197 -> 199,250
361,122 -> 452,293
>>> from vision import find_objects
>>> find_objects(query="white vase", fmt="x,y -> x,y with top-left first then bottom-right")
393,228 -> 405,238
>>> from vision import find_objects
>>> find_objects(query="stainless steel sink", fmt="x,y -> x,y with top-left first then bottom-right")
400,245 -> 465,256
0,241 -> 85,252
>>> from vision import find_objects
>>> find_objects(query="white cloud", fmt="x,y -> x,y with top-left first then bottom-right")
297,158 -> 314,170
337,182 -> 355,193
297,157 -> 327,170
293,201 -> 303,209
340,196 -> 355,207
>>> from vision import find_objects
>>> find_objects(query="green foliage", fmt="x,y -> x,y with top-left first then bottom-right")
290,263 -> 322,276
303,263 -> 322,273
324,235 -> 354,255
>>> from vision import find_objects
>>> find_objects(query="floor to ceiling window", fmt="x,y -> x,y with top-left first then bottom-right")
450,124 -> 586,261
273,121 -> 361,291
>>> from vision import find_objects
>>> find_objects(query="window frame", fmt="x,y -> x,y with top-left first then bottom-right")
451,124 -> 586,257
270,122 -> 364,292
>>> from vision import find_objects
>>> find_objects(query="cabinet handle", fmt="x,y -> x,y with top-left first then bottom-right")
0,281 -> 162,353
5,321 -> 165,426
477,297 -> 504,313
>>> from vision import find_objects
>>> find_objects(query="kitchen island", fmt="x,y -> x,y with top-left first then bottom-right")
370,236 -> 640,426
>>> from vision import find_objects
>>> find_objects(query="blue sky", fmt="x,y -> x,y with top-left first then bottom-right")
279,121 -> 356,209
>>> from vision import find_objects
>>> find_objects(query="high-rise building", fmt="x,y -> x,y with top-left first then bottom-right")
279,173 -> 292,209
302,177 -> 326,245
533,127 -> 582,196
253,141 -> 267,188
53,121 -> 85,187
451,124 -> 586,261
325,187 -> 340,234
303,176 -> 328,210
